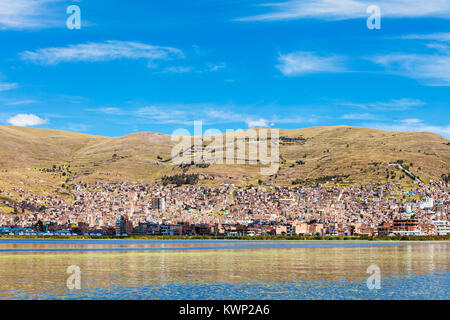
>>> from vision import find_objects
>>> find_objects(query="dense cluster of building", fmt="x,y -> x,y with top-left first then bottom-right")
0,181 -> 448,237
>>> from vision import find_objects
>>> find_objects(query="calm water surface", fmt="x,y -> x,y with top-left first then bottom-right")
0,239 -> 448,300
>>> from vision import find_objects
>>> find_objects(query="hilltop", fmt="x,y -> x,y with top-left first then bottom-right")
0,125 -> 449,196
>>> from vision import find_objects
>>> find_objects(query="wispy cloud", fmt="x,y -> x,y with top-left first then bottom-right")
135,104 -> 245,125
20,41 -> 184,65
371,53 -> 450,86
399,118 -> 423,124
67,123 -> 90,133
205,109 -> 244,123
0,72 -> 18,91
158,62 -> 226,74
159,66 -> 193,74
0,82 -> 18,91
206,62 -> 226,72
277,51 -> 347,76
341,113 -> 382,120
7,113 -> 48,126
246,118 -> 270,128
341,98 -> 426,111
371,33 -> 450,86
0,0 -> 62,30
90,103 -> 318,128
237,0 -> 450,22
397,32 -> 450,42
369,119 -> 450,138
94,107 -> 123,115
135,105 -> 192,125
5,99 -> 37,106
270,114 -> 321,124
136,105 -> 320,128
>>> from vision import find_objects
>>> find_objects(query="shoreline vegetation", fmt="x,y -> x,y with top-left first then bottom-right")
0,234 -> 449,241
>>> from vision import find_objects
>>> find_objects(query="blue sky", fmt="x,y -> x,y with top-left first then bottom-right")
0,0 -> 449,137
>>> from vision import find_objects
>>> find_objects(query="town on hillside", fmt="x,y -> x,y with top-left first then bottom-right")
0,181 -> 449,237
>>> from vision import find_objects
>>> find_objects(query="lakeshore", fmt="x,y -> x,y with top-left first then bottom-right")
1,234 -> 449,241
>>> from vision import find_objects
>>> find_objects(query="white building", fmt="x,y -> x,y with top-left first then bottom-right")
419,197 -> 434,209
432,221 -> 450,236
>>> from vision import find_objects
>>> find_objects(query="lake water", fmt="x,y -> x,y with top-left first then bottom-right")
0,239 -> 448,300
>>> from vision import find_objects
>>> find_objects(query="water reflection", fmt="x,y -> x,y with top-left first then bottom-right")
0,240 -> 448,299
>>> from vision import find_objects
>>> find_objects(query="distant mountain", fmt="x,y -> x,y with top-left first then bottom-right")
0,125 -> 449,194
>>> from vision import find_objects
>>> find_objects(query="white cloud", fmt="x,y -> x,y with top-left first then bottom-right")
7,113 -> 48,126
0,0 -> 61,30
20,40 -> 184,65
0,82 -> 18,91
246,118 -> 269,128
277,51 -> 346,76
341,98 -> 426,110
237,0 -> 450,21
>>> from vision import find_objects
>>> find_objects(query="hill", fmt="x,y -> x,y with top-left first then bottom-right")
0,125 -> 448,195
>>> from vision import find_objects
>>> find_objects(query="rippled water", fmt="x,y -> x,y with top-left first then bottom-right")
0,240 -> 448,299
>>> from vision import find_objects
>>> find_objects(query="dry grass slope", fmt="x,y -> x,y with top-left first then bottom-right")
0,125 -> 448,195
